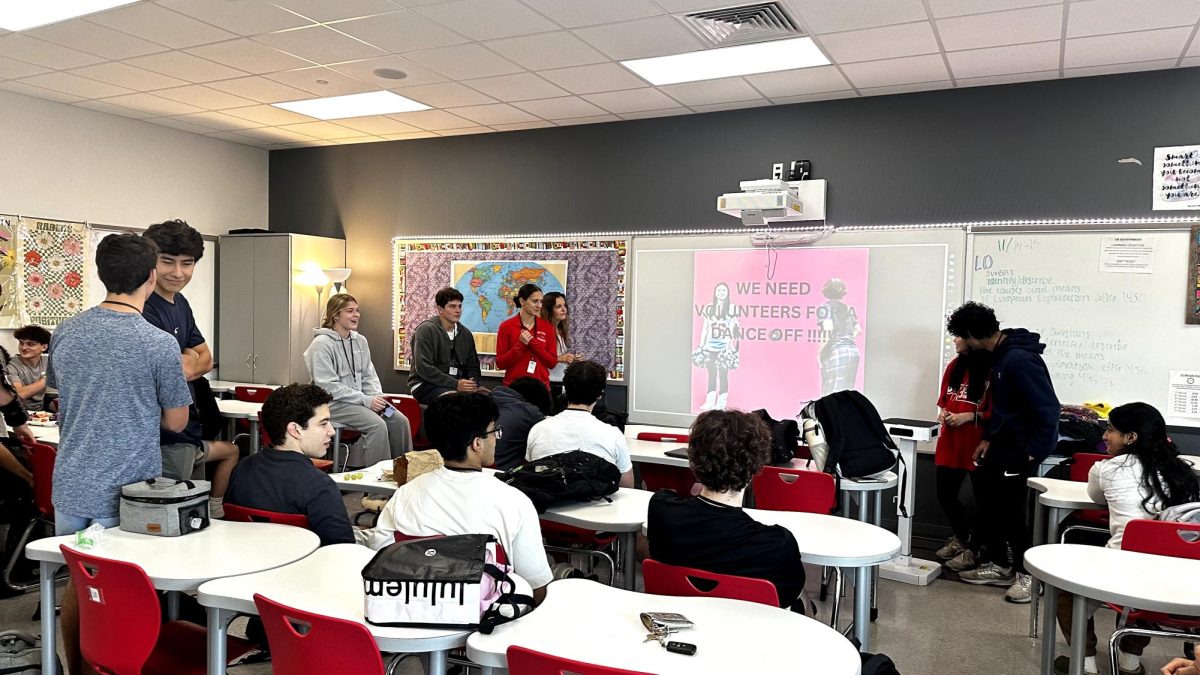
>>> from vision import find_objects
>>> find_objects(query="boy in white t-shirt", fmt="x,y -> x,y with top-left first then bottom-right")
526,360 -> 634,488
356,392 -> 553,603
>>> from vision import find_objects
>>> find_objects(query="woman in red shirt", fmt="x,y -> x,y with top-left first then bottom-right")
495,284 -> 557,388
934,335 -> 991,573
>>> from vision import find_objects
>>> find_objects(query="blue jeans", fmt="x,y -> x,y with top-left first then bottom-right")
54,509 -> 119,536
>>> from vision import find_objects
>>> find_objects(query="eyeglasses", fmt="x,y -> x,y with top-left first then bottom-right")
478,425 -> 503,440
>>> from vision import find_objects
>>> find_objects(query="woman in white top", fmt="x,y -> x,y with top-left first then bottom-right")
1053,402 -> 1200,675
541,292 -> 580,395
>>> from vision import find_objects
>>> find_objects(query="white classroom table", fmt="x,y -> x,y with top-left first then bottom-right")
216,399 -> 264,453
466,578 -> 863,675
198,543 -> 530,675
24,520 -> 319,675
1025,543 -> 1200,675
29,424 -> 59,445
1026,477 -> 1105,638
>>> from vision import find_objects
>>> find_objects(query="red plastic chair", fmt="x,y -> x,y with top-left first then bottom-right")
638,463 -> 698,496
254,594 -> 385,675
60,546 -> 252,675
540,521 -> 619,585
233,386 -> 273,403
506,646 -> 653,675
1062,452 -> 1111,539
255,410 -> 332,473
635,432 -> 688,443
642,559 -> 779,606
752,466 -> 837,515
223,503 -> 310,528
3,440 -> 56,591
383,394 -> 428,449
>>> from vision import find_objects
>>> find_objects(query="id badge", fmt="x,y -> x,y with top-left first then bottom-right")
449,367 -> 458,377
527,360 -> 537,374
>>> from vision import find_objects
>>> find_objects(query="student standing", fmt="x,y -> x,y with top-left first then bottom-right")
950,301 -> 1059,604
495,284 -> 556,389
692,282 -> 740,411
305,293 -> 411,466
408,287 -> 483,405
49,234 -> 192,675
817,278 -> 861,396
6,325 -> 52,411
541,292 -> 579,396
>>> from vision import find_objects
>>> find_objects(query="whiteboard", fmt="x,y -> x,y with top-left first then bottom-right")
969,228 -> 1200,428
629,228 -> 966,427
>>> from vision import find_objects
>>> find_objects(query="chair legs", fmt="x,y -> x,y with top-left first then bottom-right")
828,567 -> 845,631
1109,626 -> 1197,675
543,545 -> 617,586
3,518 -> 48,592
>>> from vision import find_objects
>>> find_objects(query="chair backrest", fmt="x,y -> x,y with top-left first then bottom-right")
636,432 -> 688,443
751,466 -> 837,514
1121,519 -> 1200,559
642,559 -> 779,607
254,593 -> 385,675
506,646 -> 654,675
23,440 -> 56,519
60,545 -> 162,675
223,503 -> 310,528
234,386 -> 273,403
256,410 -> 273,447
1069,452 -> 1109,482
638,463 -> 697,496
382,395 -> 422,439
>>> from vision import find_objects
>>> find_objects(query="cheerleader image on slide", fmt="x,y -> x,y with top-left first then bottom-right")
692,282 -> 740,411
817,278 -> 861,395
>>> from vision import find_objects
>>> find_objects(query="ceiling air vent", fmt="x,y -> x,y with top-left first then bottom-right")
679,2 -> 805,48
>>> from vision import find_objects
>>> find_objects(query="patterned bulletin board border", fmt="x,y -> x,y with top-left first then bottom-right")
16,217 -> 88,328
1188,224 -> 1200,325
0,215 -> 18,329
393,239 -> 628,380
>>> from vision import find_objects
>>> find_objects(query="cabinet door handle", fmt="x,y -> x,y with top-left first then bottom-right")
245,354 -> 252,370
252,354 -> 259,365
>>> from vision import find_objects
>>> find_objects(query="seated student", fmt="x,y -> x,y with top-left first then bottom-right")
7,325 -> 52,412
525,360 -> 633,488
1053,402 -> 1200,675
356,392 -> 553,604
224,384 -> 354,547
409,287 -> 483,405
647,409 -> 806,613
491,376 -> 551,471
305,293 -> 412,466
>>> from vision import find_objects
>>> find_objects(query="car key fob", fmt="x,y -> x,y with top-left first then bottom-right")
665,641 -> 697,656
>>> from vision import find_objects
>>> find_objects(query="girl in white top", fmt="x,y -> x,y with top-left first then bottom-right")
541,292 -> 580,384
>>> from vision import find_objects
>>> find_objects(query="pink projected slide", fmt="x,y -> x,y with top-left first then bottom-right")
691,248 -> 869,415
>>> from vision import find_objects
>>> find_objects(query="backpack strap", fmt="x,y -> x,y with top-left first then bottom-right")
478,564 -> 534,634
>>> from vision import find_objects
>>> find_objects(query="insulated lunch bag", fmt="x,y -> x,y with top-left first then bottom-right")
119,478 -> 211,537
362,534 -> 533,633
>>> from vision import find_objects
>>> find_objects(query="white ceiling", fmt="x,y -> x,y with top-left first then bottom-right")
3,0 -> 1199,149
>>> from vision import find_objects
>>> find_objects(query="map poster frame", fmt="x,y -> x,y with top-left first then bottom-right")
449,259 -> 568,355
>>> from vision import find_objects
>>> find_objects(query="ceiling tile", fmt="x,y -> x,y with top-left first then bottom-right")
0,80 -> 84,103
326,56 -> 446,91
152,115 -> 229,133
689,99 -> 771,113
937,5 -> 1064,51
264,0 -> 400,22
330,10 -> 470,53
520,0 -> 662,28
126,51 -> 249,82
206,75 -> 314,103
264,66 -> 377,96
253,26 -> 383,65
946,40 -> 1061,78
187,38 -> 315,74
19,72 -> 134,99
537,63 -> 649,94
574,16 -> 704,60
281,139 -> 337,146
176,110 -> 265,130
783,0 -> 928,33
512,95 -> 609,119
1064,58 -> 1181,78
1065,26 -> 1192,67
235,126 -> 322,143
414,0 -> 559,41
157,0 -> 314,36
447,103 -> 539,125
152,84 -> 260,109
27,20 -> 168,60
956,69 -> 1059,87
653,0 -> 745,10
840,53 -> 950,88
582,87 -> 681,113
1067,0 -> 1200,38
744,66 -> 852,97
437,126 -> 492,136
205,130 -> 268,146
0,55 -> 49,80
770,90 -> 859,104
70,62 -> 190,91
658,77 -> 762,106
484,32 -> 608,70
333,136 -> 392,144
221,104 -> 315,125
1182,55 -> 1200,66
389,81 -> 496,106
462,73 -> 569,101
616,106 -> 690,119
492,121 -> 555,131
818,21 -> 940,64
335,115 -> 424,134
0,34 -> 105,70
76,99 -> 158,118
388,109 -> 478,130
279,121 -> 364,139
380,131 -> 439,140
404,43 -> 524,79
99,92 -> 207,116
552,113 -> 620,125
927,0 -> 1061,19
858,80 -> 953,96
88,3 -> 237,48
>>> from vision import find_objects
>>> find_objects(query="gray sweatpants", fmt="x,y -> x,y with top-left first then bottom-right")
329,399 -> 413,466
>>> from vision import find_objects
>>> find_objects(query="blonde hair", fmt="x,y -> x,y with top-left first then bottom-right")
322,293 -> 358,329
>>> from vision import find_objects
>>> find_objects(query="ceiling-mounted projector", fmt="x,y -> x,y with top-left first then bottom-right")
717,178 -> 827,226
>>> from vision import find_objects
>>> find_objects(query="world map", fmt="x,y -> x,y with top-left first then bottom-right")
452,260 -> 567,334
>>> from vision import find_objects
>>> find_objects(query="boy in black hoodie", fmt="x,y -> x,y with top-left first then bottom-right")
947,302 -> 1059,604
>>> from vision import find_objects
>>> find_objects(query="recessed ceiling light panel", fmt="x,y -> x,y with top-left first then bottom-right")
273,90 -> 430,120
0,0 -> 140,31
621,37 -> 830,86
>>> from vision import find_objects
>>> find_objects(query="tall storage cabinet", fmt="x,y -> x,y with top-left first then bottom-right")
217,233 -> 346,385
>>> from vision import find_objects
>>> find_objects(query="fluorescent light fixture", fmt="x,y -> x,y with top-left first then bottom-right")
0,0 -> 139,31
621,37 -> 829,86
273,90 -> 430,120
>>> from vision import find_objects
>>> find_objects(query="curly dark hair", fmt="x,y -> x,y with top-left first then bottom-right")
261,384 -> 333,448
688,409 -> 771,493
946,301 -> 999,340
144,219 -> 204,261
13,325 -> 51,346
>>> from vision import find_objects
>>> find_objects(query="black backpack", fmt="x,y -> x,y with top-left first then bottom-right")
861,652 -> 901,675
496,450 -> 621,513
751,409 -> 798,465
802,391 -> 908,516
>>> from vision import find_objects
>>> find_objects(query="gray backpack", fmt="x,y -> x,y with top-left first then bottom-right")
0,630 -> 43,674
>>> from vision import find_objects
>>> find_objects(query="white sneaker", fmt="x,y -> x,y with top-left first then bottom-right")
715,393 -> 728,409
958,562 -> 1014,586
1005,573 -> 1032,604
700,391 -> 717,411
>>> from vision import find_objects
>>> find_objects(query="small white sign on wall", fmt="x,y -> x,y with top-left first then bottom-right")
1098,236 -> 1154,274
1153,145 -> 1200,210
1168,370 -> 1200,419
